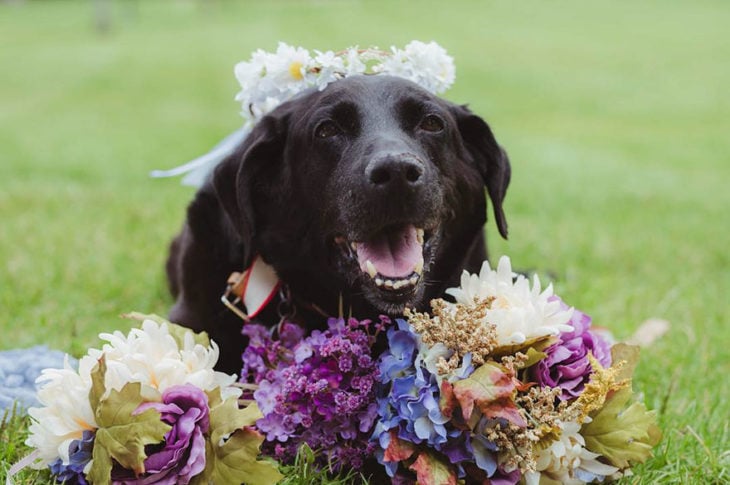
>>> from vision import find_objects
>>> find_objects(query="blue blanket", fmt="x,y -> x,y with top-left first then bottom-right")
0,346 -> 74,412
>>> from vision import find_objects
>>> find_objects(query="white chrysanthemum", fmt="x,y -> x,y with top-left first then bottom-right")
25,356 -> 96,467
445,256 -> 574,346
375,40 -> 455,94
26,319 -> 240,467
89,319 -> 239,399
524,419 -> 619,485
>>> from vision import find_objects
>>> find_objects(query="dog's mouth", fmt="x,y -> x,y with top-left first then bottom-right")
334,224 -> 435,308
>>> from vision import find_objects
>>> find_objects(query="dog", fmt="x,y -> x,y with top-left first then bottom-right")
166,75 -> 510,374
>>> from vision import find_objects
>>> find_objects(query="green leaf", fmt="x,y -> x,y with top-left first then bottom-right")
298,442 -> 316,466
491,335 -> 556,360
217,428 -> 283,484
121,311 -> 170,325
408,450 -> 457,485
192,391 -> 281,485
452,361 -> 524,426
87,382 -> 171,482
89,355 -> 107,413
520,345 -> 549,369
89,438 -> 113,485
207,389 -> 262,446
610,343 -> 641,382
122,312 -> 211,348
582,386 -> 662,469
167,322 -> 211,349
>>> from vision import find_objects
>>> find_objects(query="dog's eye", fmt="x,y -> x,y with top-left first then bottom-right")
315,120 -> 342,139
419,114 -> 445,133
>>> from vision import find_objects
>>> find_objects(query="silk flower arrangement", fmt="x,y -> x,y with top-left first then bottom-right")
20,257 -> 660,484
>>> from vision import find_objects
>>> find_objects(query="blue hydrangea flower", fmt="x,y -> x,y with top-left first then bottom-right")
48,430 -> 94,485
374,319 -> 491,479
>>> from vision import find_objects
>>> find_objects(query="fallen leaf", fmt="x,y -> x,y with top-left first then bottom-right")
626,318 -> 670,347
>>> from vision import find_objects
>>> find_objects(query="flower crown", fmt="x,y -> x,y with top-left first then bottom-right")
151,40 -> 455,185
234,40 -> 456,127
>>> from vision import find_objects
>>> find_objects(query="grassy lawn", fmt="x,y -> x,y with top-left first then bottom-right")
1,0 -> 728,483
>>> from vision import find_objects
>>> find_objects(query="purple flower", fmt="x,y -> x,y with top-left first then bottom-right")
532,301 -> 612,399
241,322 -> 305,387
244,317 -> 383,470
112,385 -> 209,485
49,430 -> 94,485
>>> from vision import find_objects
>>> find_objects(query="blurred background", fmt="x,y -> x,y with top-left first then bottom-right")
1,0 -> 728,480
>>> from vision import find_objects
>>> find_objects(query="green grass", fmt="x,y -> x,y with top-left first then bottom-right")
1,0 -> 728,483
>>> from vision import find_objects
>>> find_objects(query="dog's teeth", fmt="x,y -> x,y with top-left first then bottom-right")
414,259 -> 424,275
351,242 -> 358,251
393,280 -> 405,290
384,279 -> 394,288
416,228 -> 425,245
409,275 -> 418,285
375,278 -> 384,287
365,260 -> 377,278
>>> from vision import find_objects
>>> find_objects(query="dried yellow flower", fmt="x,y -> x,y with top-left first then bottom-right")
406,298 -> 499,373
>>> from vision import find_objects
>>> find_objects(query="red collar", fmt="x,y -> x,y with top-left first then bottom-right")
221,256 -> 280,321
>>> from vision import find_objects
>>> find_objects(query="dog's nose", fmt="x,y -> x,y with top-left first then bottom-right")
367,155 -> 424,189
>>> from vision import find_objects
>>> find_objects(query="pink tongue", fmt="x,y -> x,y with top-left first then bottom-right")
356,225 -> 422,278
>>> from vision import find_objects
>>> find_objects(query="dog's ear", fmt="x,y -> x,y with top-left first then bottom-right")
212,113 -> 289,264
452,105 -> 511,239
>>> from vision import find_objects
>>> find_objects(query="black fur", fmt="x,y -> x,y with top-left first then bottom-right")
167,75 -> 510,374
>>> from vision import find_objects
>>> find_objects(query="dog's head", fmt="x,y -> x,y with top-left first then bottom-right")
213,75 -> 510,315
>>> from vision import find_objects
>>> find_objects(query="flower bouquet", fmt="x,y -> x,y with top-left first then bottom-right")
237,256 -> 661,484
370,257 -> 661,483
20,314 -> 281,485
18,257 -> 660,484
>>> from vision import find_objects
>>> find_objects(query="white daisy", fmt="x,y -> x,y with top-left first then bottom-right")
313,49 -> 346,90
342,46 -> 368,75
267,43 -> 314,95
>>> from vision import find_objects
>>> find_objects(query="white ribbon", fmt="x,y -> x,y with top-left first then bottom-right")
241,256 -> 281,319
150,127 -> 249,187
6,450 -> 40,485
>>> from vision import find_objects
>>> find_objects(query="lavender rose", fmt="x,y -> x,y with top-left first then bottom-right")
112,384 -> 209,485
533,301 -> 612,400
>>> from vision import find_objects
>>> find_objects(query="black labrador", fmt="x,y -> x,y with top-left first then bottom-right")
166,75 -> 510,374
